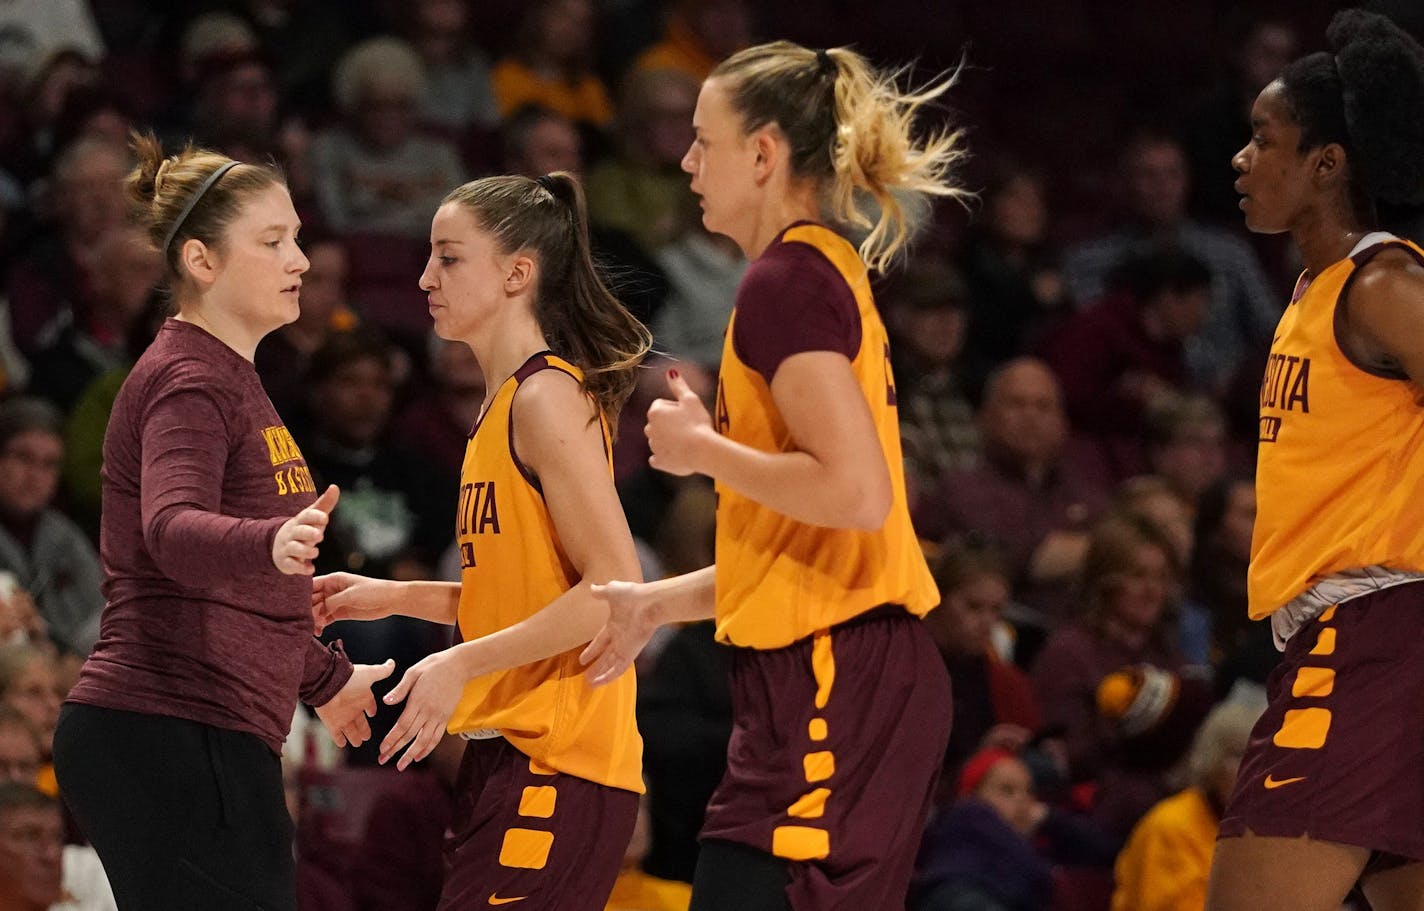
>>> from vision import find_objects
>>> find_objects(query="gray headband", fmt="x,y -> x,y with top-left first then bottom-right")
162,160 -> 239,255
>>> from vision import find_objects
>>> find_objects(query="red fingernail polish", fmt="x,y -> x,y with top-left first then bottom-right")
668,368 -> 680,379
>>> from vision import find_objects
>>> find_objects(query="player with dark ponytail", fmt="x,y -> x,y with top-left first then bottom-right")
312,171 -> 652,911
1210,11 -> 1424,910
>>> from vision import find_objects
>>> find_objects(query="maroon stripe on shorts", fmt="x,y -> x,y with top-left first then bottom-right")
438,738 -> 639,911
701,607 -> 952,911
1219,581 -> 1424,861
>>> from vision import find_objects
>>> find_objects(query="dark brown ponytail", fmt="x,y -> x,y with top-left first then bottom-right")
443,172 -> 653,427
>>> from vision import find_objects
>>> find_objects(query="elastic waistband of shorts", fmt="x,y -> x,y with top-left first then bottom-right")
734,603 -> 911,653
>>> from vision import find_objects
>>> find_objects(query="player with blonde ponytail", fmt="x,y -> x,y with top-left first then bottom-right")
580,40 -> 966,911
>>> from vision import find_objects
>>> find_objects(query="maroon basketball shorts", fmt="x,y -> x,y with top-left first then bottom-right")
437,737 -> 639,911
701,605 -> 953,911
1219,580 -> 1424,862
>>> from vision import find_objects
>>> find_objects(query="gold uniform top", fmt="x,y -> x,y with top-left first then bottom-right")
446,353 -> 643,793
712,223 -> 939,650
1250,235 -> 1424,620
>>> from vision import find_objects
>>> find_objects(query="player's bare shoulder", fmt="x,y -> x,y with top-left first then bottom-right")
1350,245 -> 1424,317
510,365 -> 602,460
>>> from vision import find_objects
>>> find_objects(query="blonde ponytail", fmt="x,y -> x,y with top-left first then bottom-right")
712,41 -> 971,272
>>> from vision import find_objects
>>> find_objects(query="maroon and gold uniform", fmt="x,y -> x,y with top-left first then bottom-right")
1250,234 -> 1424,627
440,352 -> 639,911
1222,235 -> 1424,862
704,223 -> 950,910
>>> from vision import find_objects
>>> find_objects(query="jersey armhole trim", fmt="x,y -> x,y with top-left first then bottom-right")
1333,242 -> 1422,381
508,354 -> 609,498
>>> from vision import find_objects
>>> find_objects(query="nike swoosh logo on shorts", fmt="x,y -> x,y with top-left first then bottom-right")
1264,774 -> 1306,789
488,895 -> 527,905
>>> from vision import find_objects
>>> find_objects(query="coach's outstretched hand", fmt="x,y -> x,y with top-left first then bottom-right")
581,580 -> 659,687
274,484 -> 339,575
315,659 -> 396,748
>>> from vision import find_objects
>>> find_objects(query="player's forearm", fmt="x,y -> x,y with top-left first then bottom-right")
392,581 -> 461,624
642,565 -> 718,626
697,433 -> 889,529
450,585 -> 602,678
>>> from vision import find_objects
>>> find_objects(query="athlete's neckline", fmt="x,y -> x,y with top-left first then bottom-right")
468,349 -> 554,438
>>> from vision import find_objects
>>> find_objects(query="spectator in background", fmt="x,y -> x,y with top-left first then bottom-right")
649,211 -> 744,371
1031,514 -> 1184,784
29,224 -> 161,412
913,748 -> 1116,911
312,38 -> 464,239
1111,694 -> 1263,911
255,228 -> 358,427
403,0 -> 499,133
587,68 -> 701,254
958,163 -> 1066,368
1091,664 -> 1214,843
7,49 -> 101,182
154,16 -> 260,162
6,136 -> 130,356
591,71 -> 737,373
394,335 -> 486,482
1143,395 -> 1229,515
502,104 -> 583,177
0,645 -> 58,773
0,782 -> 117,911
0,707 -> 41,787
177,13 -> 258,85
349,733 -> 465,911
1112,474 -> 1195,572
925,540 -> 1040,788
1184,15 -> 1299,223
1059,133 -> 1278,393
915,358 -> 1111,634
491,0 -> 614,132
632,0 -> 753,83
1040,247 -> 1210,476
303,330 -> 453,582
228,0 -> 362,117
187,50 -> 285,168
0,0 -> 103,112
0,400 -> 102,657
43,87 -> 135,186
885,258 -> 982,501
1185,477 -> 1276,694
915,749 -> 1051,911
59,296 -> 168,541
502,105 -> 669,327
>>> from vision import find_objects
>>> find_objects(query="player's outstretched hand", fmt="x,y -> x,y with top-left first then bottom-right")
580,580 -> 659,687
274,485 -> 339,575
380,650 -> 469,771
314,659 -> 396,748
312,572 -> 397,635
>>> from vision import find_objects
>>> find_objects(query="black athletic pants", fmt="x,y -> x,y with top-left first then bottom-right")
53,702 -> 297,911
689,839 -> 793,911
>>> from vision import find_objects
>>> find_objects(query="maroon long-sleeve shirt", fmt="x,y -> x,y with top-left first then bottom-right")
67,319 -> 352,754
